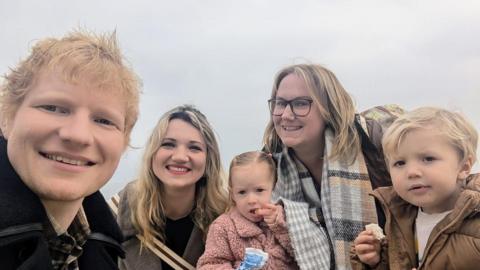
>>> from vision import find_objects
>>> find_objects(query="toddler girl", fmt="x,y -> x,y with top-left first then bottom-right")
197,151 -> 298,269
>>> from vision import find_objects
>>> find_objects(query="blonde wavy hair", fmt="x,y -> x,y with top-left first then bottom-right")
382,106 -> 478,166
0,29 -> 141,144
130,105 -> 228,246
263,64 -> 360,163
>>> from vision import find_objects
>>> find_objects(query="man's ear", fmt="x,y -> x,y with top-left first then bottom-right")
458,155 -> 474,180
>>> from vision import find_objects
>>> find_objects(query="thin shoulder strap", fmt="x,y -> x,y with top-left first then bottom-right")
108,194 -> 195,270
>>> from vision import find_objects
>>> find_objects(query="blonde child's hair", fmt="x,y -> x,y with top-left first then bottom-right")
382,107 -> 478,166
228,151 -> 276,207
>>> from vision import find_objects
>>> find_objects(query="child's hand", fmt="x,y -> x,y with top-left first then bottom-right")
256,203 -> 283,227
353,230 -> 381,267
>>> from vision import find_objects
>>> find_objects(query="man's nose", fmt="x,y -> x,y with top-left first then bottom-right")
58,112 -> 94,146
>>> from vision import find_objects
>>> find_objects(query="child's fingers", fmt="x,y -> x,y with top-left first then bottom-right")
358,251 -> 380,266
257,203 -> 278,216
353,231 -> 377,246
259,202 -> 277,210
354,243 -> 377,255
255,208 -> 273,217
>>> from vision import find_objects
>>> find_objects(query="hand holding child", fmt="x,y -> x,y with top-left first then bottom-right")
353,230 -> 381,267
256,203 -> 283,228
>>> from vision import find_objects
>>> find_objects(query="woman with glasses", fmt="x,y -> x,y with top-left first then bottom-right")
263,64 -> 394,270
115,105 -> 228,270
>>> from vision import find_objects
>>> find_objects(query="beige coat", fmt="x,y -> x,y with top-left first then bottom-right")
351,174 -> 480,270
117,182 -> 204,270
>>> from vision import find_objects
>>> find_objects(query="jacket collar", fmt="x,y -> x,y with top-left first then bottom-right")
0,136 -> 47,230
440,174 -> 480,233
372,173 -> 480,235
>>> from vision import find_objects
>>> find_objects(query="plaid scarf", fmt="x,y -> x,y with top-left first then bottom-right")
45,207 -> 91,270
272,127 -> 378,270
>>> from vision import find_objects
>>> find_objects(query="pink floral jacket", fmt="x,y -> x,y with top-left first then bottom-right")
197,208 -> 298,270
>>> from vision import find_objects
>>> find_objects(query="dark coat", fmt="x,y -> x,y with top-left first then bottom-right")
0,137 -> 125,269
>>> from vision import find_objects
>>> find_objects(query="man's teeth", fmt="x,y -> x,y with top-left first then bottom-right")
46,154 -> 87,166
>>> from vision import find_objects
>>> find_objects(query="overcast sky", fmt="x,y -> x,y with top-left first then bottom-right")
1,0 -> 479,198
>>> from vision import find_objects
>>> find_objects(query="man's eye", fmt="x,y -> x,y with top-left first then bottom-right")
38,105 -> 68,114
95,118 -> 114,126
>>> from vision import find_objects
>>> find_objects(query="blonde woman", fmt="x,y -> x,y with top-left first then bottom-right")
116,105 -> 228,270
263,64 -> 398,270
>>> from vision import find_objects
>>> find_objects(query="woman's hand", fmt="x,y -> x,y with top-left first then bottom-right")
353,230 -> 381,267
256,203 -> 283,228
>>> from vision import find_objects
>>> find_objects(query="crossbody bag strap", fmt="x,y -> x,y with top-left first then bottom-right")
108,194 -> 195,270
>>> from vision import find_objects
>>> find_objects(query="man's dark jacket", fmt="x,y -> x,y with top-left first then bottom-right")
0,137 -> 125,269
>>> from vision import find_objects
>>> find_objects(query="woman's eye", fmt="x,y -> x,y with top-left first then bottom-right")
292,99 -> 310,108
161,142 -> 175,148
275,100 -> 287,108
189,145 -> 203,152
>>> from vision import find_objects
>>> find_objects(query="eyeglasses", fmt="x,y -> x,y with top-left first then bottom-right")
268,97 -> 313,117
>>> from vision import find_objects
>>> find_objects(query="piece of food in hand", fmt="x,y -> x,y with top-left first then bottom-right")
365,223 -> 385,240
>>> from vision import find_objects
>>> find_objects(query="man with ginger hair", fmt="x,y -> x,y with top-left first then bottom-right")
0,29 -> 140,269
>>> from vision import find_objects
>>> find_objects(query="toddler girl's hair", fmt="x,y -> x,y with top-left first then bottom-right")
382,107 -> 478,166
227,151 -> 276,206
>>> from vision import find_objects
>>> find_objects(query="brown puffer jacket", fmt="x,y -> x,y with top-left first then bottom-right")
351,174 -> 480,270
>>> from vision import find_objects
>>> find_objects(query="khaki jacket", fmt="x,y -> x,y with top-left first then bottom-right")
351,174 -> 480,270
117,181 -> 204,270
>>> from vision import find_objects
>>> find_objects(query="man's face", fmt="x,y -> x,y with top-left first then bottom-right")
3,70 -> 127,205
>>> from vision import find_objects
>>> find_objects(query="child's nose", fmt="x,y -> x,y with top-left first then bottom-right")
407,164 -> 421,179
247,193 -> 258,204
